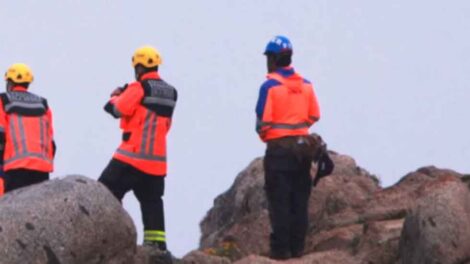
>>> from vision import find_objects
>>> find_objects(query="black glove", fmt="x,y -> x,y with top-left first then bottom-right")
110,84 -> 128,97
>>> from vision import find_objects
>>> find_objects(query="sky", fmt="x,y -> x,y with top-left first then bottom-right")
1,0 -> 469,257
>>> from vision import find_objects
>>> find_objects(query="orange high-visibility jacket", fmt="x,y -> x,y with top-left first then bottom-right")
0,177 -> 4,196
255,67 -> 320,142
0,87 -> 55,172
104,72 -> 177,176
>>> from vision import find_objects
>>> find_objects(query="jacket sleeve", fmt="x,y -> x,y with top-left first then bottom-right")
166,89 -> 178,131
46,108 -> 57,157
104,96 -> 121,118
0,100 -> 6,164
105,83 -> 144,118
255,82 -> 274,141
308,84 -> 320,126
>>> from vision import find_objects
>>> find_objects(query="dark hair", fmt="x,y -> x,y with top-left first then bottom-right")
135,64 -> 159,73
8,80 -> 29,88
276,52 -> 292,67
144,65 -> 159,72
266,51 -> 292,67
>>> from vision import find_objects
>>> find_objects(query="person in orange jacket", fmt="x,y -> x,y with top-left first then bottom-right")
99,46 -> 177,257
0,63 -> 56,193
255,36 -> 320,260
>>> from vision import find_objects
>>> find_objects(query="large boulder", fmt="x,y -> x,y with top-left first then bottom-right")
198,145 -> 469,263
399,175 -> 470,264
360,166 -> 463,223
199,157 -> 269,256
199,151 -> 380,259
234,250 -> 357,264
0,175 -> 137,264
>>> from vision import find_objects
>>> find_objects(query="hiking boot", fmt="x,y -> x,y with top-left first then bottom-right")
143,242 -> 174,264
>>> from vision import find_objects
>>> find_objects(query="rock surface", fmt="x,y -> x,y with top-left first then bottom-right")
182,250 -> 231,264
0,149 -> 468,264
199,151 -> 381,260
399,176 -> 470,264
196,150 -> 468,263
0,175 -> 136,264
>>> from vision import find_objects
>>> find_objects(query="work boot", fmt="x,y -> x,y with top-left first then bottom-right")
143,241 -> 174,264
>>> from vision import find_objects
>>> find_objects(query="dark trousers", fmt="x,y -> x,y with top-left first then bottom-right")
5,169 -> 49,192
98,158 -> 167,250
264,139 -> 312,258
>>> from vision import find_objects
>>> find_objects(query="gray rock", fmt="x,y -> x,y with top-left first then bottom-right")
182,250 -> 231,264
234,250 -> 358,264
0,175 -> 136,264
399,176 -> 470,264
198,147 -> 468,264
199,150 -> 380,259
354,219 -> 403,264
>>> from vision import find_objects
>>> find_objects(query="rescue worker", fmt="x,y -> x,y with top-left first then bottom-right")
255,36 -> 320,260
99,46 -> 177,258
0,63 -> 55,192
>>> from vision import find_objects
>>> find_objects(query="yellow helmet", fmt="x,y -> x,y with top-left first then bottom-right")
4,63 -> 34,83
132,45 -> 162,68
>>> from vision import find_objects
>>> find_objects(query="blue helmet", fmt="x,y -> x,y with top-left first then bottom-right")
264,35 -> 293,55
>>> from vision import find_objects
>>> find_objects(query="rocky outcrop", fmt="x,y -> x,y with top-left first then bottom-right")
199,151 -> 380,258
196,149 -> 469,263
0,175 -> 136,264
399,176 -> 470,264
0,149 -> 468,264
233,250 -> 357,264
182,250 -> 231,264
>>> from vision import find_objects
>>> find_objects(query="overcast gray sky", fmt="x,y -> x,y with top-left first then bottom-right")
1,0 -> 469,257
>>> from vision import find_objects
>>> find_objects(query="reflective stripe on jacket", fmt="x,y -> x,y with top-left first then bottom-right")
106,72 -> 177,176
0,87 -> 54,172
255,67 -> 320,142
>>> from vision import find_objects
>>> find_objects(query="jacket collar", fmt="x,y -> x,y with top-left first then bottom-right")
10,86 -> 28,92
275,66 -> 295,78
139,71 -> 160,81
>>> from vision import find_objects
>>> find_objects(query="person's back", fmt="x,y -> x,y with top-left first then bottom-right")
255,36 -> 320,260
99,46 -> 177,262
111,74 -> 176,176
257,67 -> 319,141
0,63 -> 55,192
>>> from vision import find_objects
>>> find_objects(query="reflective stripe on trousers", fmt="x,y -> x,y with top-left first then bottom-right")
144,230 -> 166,242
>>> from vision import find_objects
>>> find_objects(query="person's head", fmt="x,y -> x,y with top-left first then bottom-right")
132,45 -> 162,80
4,63 -> 33,91
263,35 -> 293,73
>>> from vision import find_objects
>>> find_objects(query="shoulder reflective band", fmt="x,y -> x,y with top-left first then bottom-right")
4,102 -> 45,112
